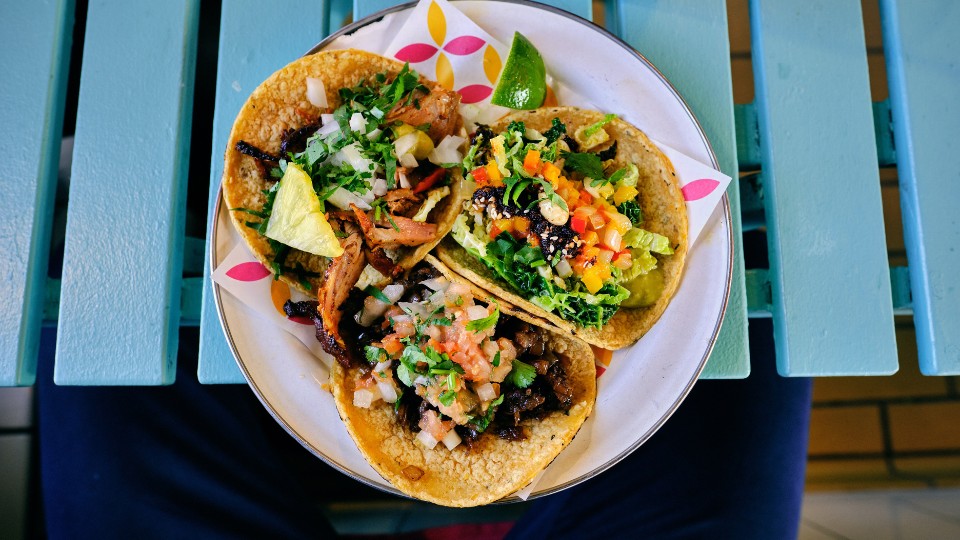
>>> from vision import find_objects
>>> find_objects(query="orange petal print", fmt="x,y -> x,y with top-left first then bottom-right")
544,84 -> 558,107
435,52 -> 454,91
483,45 -> 502,85
427,1 -> 446,47
270,279 -> 291,316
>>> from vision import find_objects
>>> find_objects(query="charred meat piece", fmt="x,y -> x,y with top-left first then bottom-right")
352,204 -> 438,249
513,323 -> 546,357
283,300 -> 319,320
386,86 -> 462,143
365,247 -> 402,279
316,229 -> 367,366
497,388 -> 546,427
235,141 -> 280,163
492,425 -> 527,441
455,425 -> 483,449
543,358 -> 574,409
383,188 -> 423,217
280,124 -> 320,155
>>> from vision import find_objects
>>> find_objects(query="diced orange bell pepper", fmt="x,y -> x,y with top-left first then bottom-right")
581,267 -> 604,294
523,149 -> 542,174
613,184 -> 639,205
590,345 -> 613,366
541,161 -> 561,183
485,161 -> 503,183
581,230 -> 599,246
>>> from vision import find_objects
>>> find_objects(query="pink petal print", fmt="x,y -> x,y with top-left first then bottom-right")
394,43 -> 439,63
457,84 -> 492,104
443,35 -> 485,56
226,262 -> 271,282
681,178 -> 721,201
288,316 -> 314,326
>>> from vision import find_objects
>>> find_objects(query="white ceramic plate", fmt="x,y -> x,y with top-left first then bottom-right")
213,0 -> 732,501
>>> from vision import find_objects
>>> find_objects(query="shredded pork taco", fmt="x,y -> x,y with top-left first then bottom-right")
284,256 -> 595,507
436,107 -> 687,349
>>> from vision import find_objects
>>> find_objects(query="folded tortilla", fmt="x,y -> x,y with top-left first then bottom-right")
222,49 -> 466,295
330,256 -> 596,507
436,107 -> 688,349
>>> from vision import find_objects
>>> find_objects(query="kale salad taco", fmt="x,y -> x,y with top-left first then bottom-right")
436,107 -> 687,349
222,49 -> 470,358
281,256 -> 595,507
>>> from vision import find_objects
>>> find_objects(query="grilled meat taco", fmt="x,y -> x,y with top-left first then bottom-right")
436,107 -> 687,349
222,49 -> 470,356
288,256 -> 595,507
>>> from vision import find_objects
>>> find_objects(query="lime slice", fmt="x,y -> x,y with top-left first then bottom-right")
490,32 -> 546,110
264,163 -> 344,257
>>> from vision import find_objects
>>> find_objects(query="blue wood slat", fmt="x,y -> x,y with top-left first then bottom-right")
750,0 -> 897,376
55,0 -> 199,385
613,0 -> 750,378
354,0 -> 592,22
198,0 -> 331,383
880,0 -> 960,375
0,0 -> 74,386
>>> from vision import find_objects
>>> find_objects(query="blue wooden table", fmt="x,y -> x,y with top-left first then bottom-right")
2,0 -> 958,387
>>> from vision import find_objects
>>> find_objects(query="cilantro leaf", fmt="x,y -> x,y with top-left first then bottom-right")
469,394 -> 505,432
365,286 -> 391,304
465,306 -> 500,332
508,359 -> 537,388
562,151 -> 605,181
364,346 -> 387,365
439,389 -> 457,406
492,351 -> 501,367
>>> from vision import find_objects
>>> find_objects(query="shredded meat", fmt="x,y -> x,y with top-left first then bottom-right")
351,204 -> 438,249
513,323 -> 546,357
497,388 -> 546,427
491,425 -> 527,441
235,141 -> 279,163
280,123 -> 320,155
383,188 -> 423,217
365,247 -> 401,279
386,86 -> 462,143
283,300 -> 319,320
544,359 -> 574,409
316,228 -> 366,366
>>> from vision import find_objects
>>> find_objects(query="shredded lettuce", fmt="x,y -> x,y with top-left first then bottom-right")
451,214 -> 488,258
623,228 -> 674,255
619,249 -> 659,282
412,186 -> 450,222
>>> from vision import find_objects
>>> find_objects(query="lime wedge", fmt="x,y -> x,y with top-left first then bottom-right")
490,32 -> 546,110
265,163 -> 344,257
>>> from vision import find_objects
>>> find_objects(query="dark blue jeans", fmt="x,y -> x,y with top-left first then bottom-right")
37,319 -> 810,539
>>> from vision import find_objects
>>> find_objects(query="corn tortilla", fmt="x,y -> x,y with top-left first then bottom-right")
331,256 -> 596,507
222,49 -> 466,295
436,107 -> 688,349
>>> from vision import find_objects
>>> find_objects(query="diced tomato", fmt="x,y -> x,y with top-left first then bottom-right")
382,335 -> 404,356
570,215 -> 587,234
541,161 -> 561,183
414,168 -> 446,193
579,189 -> 593,204
523,149 -> 542,174
470,165 -> 489,186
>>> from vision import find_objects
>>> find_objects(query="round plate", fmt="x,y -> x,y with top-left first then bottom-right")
213,0 -> 733,501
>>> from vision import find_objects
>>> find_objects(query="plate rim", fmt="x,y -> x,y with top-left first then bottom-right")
212,0 -> 734,502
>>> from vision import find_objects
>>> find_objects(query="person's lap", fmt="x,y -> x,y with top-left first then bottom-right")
37,319 -> 809,539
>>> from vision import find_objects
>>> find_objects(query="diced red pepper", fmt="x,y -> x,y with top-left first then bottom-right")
470,165 -> 489,186
579,189 -> 593,204
415,167 -> 447,193
570,215 -> 587,234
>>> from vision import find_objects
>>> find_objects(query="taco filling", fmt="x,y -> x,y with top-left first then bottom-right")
324,263 -> 578,451
449,116 -> 676,329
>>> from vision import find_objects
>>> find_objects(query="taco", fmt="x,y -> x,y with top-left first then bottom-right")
307,256 -> 595,507
436,107 -> 687,349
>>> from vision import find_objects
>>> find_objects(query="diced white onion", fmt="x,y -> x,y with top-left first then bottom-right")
421,277 -> 449,291
382,284 -> 405,303
413,375 -> 431,387
370,107 -> 385,119
353,388 -> 376,408
317,121 -> 340,137
428,135 -> 466,166
359,188 -> 376,204
349,112 -> 367,133
441,429 -> 462,450
333,143 -> 374,173
428,290 -> 446,305
423,325 -> 442,340
394,132 -> 419,157
377,381 -> 398,403
366,127 -> 382,141
327,187 -> 371,211
320,113 -> 335,125
305,77 -> 328,108
372,177 -> 388,196
466,305 -> 489,321
374,361 -> 393,373
475,383 -> 497,402
416,430 -> 439,449
482,339 -> 499,358
555,258 -> 573,278
398,301 -> 429,319
399,153 -> 418,168
357,295 -> 389,327
398,170 -> 411,189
